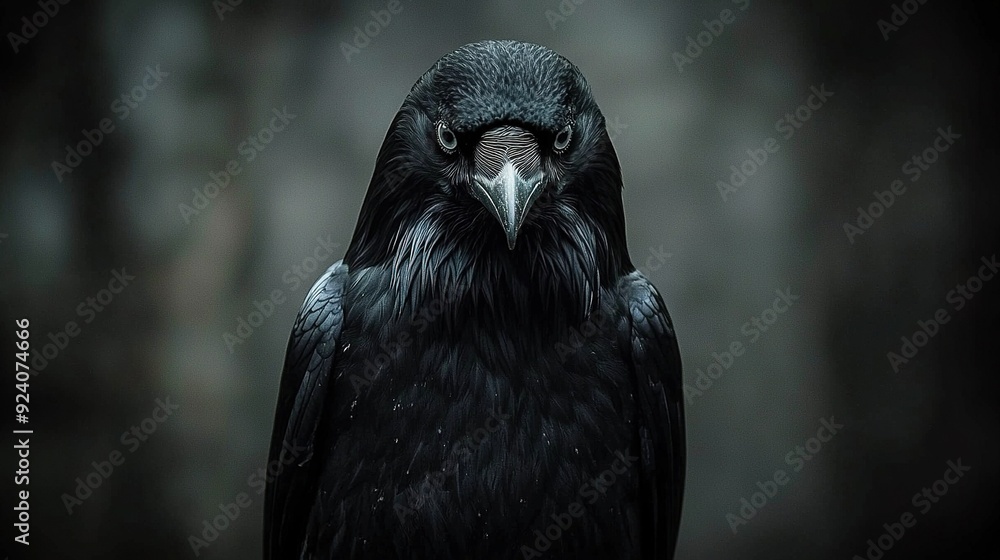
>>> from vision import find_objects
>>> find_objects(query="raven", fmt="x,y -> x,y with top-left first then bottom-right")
265,40 -> 684,560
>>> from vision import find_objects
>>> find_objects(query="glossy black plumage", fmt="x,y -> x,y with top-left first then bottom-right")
264,40 -> 684,560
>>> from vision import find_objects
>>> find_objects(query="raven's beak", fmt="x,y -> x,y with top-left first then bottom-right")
472,125 -> 545,250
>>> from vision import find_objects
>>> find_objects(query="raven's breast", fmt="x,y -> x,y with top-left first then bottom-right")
310,293 -> 641,559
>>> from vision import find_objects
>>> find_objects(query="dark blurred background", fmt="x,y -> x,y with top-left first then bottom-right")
1,0 -> 997,558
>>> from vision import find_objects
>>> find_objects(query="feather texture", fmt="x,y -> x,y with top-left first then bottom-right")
265,40 -> 684,560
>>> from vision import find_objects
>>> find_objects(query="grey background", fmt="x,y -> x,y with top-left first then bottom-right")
1,0 -> 996,558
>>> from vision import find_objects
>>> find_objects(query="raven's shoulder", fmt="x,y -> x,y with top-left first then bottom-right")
264,260 -> 349,559
616,269 -> 685,559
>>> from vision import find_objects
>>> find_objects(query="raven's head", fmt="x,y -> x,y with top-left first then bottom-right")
347,41 -> 630,314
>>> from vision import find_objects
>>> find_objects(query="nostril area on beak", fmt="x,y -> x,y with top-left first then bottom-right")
474,125 -> 540,179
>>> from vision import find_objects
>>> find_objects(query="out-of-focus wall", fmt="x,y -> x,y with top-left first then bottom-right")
1,1 -> 996,558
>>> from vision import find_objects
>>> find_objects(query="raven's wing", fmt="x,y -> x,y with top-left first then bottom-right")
264,261 -> 348,559
619,270 -> 685,559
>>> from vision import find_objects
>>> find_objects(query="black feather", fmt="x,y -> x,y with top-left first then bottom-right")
265,40 -> 684,560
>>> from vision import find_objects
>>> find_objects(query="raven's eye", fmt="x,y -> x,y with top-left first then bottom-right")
553,124 -> 572,153
436,121 -> 458,153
